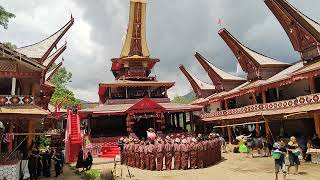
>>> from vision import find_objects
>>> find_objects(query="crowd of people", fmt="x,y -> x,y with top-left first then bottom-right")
118,133 -> 222,171
25,147 -> 64,180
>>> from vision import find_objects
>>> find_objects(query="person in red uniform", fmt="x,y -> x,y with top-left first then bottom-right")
215,134 -> 222,162
208,134 -> 214,166
148,141 -> 156,171
189,138 -> 198,169
134,139 -> 141,168
127,139 -> 134,167
144,141 -> 150,170
164,136 -> 174,170
202,138 -> 208,168
139,140 -> 146,169
197,138 -> 204,169
180,139 -> 189,170
123,139 -> 129,165
156,138 -> 165,171
173,138 -> 181,170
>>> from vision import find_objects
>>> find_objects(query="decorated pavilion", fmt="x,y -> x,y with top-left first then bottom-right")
181,0 -> 320,143
79,0 -> 202,146
0,17 -> 73,156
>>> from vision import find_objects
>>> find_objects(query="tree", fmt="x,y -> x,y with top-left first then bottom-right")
50,67 -> 80,108
0,5 -> 15,29
3,42 -> 17,49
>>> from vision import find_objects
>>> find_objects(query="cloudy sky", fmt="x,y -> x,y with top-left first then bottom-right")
1,0 -> 320,102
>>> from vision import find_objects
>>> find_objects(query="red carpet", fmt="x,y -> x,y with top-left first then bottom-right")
99,146 -> 120,158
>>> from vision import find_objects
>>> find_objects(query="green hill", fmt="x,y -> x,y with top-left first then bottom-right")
172,91 -> 196,104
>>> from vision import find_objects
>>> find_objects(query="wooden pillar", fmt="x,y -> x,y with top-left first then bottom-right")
125,87 -> 128,99
227,126 -> 232,144
171,114 -> 176,127
250,93 -> 261,137
176,113 -> 181,128
148,87 -> 151,97
262,90 -> 270,142
126,114 -> 134,136
108,87 -> 111,98
310,78 -> 320,134
27,120 -> 34,149
13,120 -> 18,150
190,112 -> 194,131
224,99 -> 233,143
182,112 -> 187,130
8,121 -> 13,152
11,77 -> 16,96
256,122 -> 261,136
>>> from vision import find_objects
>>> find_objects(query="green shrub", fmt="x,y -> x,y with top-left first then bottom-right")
84,169 -> 101,180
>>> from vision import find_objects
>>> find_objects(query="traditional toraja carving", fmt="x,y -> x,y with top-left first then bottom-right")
218,28 -> 289,80
111,0 -> 159,80
202,93 -> 320,120
0,95 -> 34,105
194,52 -> 245,91
265,0 -> 320,62
179,64 -> 215,98
121,0 -> 149,58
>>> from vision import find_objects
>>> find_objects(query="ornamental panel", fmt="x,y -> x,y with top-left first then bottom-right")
0,95 -> 34,105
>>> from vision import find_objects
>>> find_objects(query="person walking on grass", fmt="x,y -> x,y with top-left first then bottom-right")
272,139 -> 287,180
287,136 -> 301,175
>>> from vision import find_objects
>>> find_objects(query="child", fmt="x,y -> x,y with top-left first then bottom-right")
272,139 -> 287,180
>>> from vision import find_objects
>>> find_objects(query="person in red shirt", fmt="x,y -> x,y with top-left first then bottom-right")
173,138 -> 182,170
148,141 -> 157,171
164,136 -> 174,170
156,138 -> 165,171
189,138 -> 198,169
139,140 -> 146,169
134,139 -> 141,168
180,139 -> 189,170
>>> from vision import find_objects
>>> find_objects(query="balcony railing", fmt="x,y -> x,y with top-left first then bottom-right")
0,95 -> 34,106
201,93 -> 320,119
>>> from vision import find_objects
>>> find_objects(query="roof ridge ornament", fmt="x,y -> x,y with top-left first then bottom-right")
179,64 -> 215,98
15,17 -> 74,62
120,0 -> 150,58
218,28 -> 289,80
264,0 -> 320,61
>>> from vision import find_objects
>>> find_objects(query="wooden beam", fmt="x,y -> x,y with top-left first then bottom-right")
0,71 -> 41,78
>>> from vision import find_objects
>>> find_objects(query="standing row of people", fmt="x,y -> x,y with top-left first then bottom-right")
119,133 -> 222,171
27,147 -> 64,180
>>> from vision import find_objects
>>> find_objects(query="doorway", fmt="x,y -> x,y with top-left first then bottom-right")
133,117 -> 155,139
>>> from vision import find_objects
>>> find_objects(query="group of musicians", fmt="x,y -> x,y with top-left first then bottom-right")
118,133 -> 222,171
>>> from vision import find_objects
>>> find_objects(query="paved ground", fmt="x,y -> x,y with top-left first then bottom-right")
41,153 -> 320,180
91,154 -> 320,180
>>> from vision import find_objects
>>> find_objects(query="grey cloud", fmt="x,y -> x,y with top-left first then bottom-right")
2,0 -> 320,101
